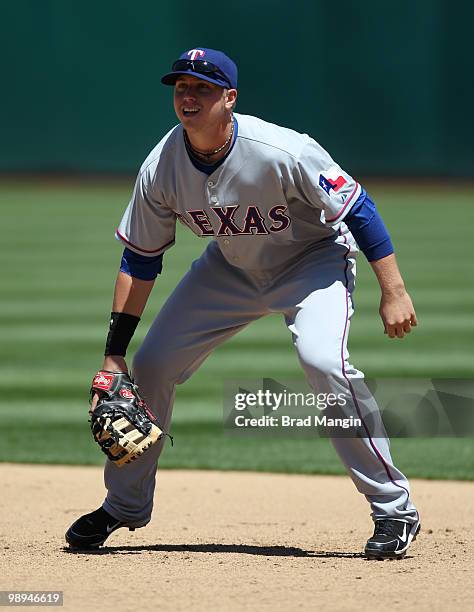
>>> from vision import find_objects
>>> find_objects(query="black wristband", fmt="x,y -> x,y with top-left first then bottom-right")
104,312 -> 140,357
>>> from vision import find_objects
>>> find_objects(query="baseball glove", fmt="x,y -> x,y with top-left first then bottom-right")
89,370 -> 166,467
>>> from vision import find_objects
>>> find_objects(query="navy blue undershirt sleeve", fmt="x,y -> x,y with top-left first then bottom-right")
120,248 -> 163,280
344,188 -> 394,262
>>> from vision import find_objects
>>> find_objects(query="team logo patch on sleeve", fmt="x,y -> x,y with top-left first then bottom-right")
319,173 -> 347,195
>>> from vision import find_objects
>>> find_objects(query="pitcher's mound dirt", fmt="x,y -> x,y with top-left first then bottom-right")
1,464 -> 473,611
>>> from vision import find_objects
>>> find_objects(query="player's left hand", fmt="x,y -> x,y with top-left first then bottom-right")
379,290 -> 418,339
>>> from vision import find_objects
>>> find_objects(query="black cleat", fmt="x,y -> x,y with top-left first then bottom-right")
65,507 -> 135,549
364,518 -> 421,560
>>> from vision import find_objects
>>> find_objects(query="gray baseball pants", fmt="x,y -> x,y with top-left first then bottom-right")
103,240 -> 418,527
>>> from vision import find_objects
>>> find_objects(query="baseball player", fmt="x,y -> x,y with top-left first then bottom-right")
66,47 -> 420,559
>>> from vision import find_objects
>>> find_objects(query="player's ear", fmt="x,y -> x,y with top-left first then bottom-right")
225,88 -> 237,111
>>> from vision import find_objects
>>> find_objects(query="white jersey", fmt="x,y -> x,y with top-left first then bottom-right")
116,113 -> 361,270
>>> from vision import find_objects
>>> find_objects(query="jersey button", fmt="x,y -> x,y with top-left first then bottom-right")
223,239 -> 230,246
210,196 -> 218,203
207,180 -> 214,187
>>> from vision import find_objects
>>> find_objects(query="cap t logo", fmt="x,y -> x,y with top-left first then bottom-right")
187,49 -> 205,60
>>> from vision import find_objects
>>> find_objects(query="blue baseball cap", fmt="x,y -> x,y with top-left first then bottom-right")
161,47 -> 238,89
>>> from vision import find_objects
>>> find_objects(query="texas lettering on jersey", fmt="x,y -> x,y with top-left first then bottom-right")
116,114 -> 361,267
184,204 -> 291,237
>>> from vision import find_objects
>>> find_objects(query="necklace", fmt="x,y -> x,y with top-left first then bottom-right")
184,120 -> 234,160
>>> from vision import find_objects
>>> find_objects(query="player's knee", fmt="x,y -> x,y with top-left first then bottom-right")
297,345 -> 342,379
132,346 -> 180,387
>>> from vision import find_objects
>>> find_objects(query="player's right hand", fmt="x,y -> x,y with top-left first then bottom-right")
89,356 -> 129,412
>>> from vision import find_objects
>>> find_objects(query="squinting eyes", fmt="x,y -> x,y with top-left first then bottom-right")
175,85 -> 211,92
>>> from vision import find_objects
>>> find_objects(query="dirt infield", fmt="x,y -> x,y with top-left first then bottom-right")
1,465 -> 473,611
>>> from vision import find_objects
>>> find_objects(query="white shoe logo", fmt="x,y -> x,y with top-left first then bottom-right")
106,521 -> 121,534
399,523 -> 408,543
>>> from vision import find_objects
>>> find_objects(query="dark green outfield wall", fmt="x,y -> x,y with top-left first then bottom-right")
2,0 -> 473,175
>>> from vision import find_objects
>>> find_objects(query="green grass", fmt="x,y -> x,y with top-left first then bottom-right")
1,400 -> 473,479
1,180 -> 473,478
